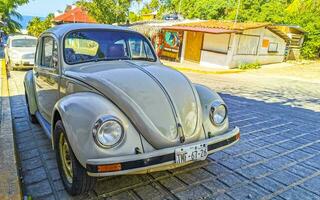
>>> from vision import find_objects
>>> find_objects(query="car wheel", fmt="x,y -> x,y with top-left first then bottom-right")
25,92 -> 38,124
54,120 -> 96,196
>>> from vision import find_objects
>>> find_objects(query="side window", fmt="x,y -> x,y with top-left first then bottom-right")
144,41 -> 155,59
41,37 -> 58,68
128,38 -> 155,60
35,39 -> 41,65
129,38 -> 146,58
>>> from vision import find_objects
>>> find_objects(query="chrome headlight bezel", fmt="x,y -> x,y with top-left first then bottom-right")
209,102 -> 228,126
92,115 -> 124,149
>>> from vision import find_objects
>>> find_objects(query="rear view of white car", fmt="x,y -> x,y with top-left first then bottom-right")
5,35 -> 37,70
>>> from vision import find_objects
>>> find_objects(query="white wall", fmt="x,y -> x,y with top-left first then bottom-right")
229,28 -> 286,67
199,33 -> 231,68
183,27 -> 286,69
200,50 -> 228,68
202,33 -> 230,53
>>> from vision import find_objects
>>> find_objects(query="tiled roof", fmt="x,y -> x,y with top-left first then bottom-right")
177,20 -> 271,31
162,26 -> 238,34
54,7 -> 96,23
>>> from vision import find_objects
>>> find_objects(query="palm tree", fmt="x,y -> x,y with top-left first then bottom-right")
0,0 -> 28,34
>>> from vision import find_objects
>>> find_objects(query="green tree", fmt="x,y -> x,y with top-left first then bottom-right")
285,0 -> 320,58
78,0 -> 131,24
27,14 -> 53,37
0,0 -> 29,34
128,11 -> 141,22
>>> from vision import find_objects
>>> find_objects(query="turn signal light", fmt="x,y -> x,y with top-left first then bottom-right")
235,132 -> 240,140
97,163 -> 122,172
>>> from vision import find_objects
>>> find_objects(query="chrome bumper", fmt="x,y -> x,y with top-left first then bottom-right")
11,59 -> 34,67
86,127 -> 240,177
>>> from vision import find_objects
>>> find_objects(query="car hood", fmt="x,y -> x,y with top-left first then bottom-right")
65,61 -> 203,149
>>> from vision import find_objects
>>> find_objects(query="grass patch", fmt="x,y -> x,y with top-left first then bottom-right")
238,63 -> 261,70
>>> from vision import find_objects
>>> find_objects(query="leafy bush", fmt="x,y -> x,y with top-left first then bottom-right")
238,63 -> 261,70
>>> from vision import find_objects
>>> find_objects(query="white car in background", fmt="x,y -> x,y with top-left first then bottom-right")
5,35 -> 37,70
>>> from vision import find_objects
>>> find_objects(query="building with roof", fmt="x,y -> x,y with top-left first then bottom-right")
160,20 -> 294,69
128,19 -> 202,59
268,25 -> 305,60
53,6 -> 96,24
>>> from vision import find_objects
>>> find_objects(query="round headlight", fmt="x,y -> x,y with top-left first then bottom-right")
93,116 -> 124,148
209,103 -> 227,125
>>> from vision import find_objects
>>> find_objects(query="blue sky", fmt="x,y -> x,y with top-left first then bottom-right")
17,0 -> 148,17
17,0 -> 77,17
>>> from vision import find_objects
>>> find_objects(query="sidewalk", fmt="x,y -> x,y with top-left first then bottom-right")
0,59 -> 21,200
161,60 -> 243,74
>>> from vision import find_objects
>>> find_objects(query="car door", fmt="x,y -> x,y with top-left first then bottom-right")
34,35 -> 60,122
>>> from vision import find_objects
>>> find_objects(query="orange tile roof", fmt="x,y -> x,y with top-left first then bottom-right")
54,7 -> 96,23
162,26 -> 239,34
177,20 -> 271,31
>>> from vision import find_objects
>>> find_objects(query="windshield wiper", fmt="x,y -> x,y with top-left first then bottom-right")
92,57 -> 130,62
131,57 -> 155,62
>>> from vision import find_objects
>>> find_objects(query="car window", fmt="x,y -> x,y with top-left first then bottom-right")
128,39 -> 146,58
41,37 -> 58,68
65,38 -> 99,56
64,30 -> 156,64
11,38 -> 37,47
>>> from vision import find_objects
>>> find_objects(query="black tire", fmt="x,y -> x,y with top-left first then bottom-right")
5,60 -> 11,77
25,92 -> 38,124
54,120 -> 96,196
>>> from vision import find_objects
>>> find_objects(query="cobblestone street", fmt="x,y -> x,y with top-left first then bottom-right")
8,70 -> 320,200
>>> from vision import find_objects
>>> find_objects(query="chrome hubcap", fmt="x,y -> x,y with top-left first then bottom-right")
59,133 -> 73,183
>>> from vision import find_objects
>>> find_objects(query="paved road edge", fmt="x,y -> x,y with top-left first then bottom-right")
0,60 -> 22,200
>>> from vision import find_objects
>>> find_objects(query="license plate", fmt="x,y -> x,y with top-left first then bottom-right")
175,143 -> 208,164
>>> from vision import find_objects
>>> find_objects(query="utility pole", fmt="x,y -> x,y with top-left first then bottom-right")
234,0 -> 241,26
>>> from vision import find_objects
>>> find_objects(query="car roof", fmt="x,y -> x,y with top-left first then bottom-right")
44,23 -> 134,38
8,35 -> 37,40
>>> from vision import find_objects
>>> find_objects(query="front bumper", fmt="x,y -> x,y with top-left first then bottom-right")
86,126 -> 240,177
11,59 -> 34,68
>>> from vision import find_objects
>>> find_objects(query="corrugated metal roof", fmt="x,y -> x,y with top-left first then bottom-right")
54,7 -> 96,23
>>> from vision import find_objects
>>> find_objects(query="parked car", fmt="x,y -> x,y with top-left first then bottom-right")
4,34 -> 37,70
24,23 -> 240,195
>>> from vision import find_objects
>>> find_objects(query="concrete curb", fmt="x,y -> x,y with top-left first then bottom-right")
169,65 -> 244,74
162,62 -> 243,75
0,59 -> 22,200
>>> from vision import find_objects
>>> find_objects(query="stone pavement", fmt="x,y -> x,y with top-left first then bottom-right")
0,60 -> 21,200
8,70 -> 320,200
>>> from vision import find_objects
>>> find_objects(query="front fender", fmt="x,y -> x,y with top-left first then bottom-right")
194,84 -> 229,137
52,92 -> 144,168
24,70 -> 37,114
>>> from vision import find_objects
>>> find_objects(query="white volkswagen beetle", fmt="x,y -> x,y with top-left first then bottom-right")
5,34 -> 37,70
24,23 -> 240,195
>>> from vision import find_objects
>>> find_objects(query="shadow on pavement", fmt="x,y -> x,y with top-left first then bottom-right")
9,88 -> 320,200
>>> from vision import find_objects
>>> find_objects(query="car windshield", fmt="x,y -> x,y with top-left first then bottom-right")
64,29 -> 156,64
11,38 -> 37,47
